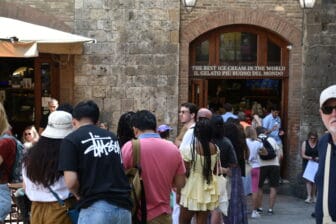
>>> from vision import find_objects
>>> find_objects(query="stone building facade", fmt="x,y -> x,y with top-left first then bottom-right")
1,0 -> 335,197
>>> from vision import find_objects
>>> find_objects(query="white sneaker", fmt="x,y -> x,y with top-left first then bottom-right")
305,197 -> 312,203
251,210 -> 261,218
312,197 -> 317,203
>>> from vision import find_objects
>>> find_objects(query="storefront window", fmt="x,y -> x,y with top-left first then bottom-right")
219,32 -> 257,65
41,63 -> 52,115
195,40 -> 209,65
267,40 -> 281,65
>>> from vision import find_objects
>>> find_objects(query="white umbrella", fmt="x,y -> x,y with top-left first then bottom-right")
0,17 -> 96,57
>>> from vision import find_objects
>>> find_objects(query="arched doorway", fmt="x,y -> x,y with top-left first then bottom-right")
188,24 -> 290,177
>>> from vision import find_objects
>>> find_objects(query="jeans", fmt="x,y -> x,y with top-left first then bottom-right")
78,200 -> 131,224
0,184 -> 11,221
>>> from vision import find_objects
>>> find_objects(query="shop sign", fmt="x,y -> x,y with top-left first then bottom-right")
191,65 -> 287,77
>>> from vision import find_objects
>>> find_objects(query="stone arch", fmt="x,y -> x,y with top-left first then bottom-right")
0,1 -> 71,32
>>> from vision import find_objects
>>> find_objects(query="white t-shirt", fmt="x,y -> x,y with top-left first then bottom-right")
23,167 -> 70,202
179,123 -> 195,150
246,138 -> 263,168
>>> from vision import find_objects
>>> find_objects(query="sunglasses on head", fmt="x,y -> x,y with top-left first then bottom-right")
321,105 -> 336,114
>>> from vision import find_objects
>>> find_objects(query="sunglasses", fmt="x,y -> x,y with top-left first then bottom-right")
321,105 -> 336,114
24,133 -> 32,136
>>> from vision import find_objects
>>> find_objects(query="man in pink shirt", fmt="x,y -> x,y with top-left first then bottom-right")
122,110 -> 186,223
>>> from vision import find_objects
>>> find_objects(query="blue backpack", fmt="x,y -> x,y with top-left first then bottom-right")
0,134 -> 24,183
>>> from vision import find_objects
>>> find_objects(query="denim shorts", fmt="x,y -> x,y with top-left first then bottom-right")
78,200 -> 131,224
0,184 -> 11,221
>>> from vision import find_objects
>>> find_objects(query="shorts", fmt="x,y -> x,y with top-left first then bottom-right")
0,184 -> 11,221
251,167 -> 260,193
258,165 -> 280,188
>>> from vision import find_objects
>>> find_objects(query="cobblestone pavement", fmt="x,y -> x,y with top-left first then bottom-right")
247,193 -> 316,224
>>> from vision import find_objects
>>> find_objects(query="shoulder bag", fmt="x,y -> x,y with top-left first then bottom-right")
125,139 -> 147,224
216,155 -> 228,216
48,186 -> 79,224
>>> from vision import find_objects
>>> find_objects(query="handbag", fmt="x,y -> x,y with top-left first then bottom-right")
48,186 -> 79,224
322,144 -> 336,224
216,156 -> 228,216
245,160 -> 252,176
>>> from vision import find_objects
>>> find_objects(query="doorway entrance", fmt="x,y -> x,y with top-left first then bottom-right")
0,54 -> 59,139
188,24 -> 290,177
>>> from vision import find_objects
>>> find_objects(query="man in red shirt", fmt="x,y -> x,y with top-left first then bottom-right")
122,110 -> 186,223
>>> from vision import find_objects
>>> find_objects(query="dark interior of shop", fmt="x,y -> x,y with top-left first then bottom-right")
208,79 -> 282,117
0,58 -> 35,139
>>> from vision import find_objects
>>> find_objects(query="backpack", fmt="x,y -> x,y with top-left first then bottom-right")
125,139 -> 147,223
258,136 -> 276,160
0,134 -> 24,183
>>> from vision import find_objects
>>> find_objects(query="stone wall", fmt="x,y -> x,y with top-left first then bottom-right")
1,0 -> 181,133
73,0 -> 180,131
297,0 -> 336,198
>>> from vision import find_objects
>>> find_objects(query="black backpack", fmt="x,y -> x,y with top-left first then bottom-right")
259,136 -> 276,160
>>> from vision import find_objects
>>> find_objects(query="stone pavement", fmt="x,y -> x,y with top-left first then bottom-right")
247,193 -> 316,224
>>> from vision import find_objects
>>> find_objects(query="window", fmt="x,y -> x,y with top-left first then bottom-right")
195,40 -> 209,65
190,25 -> 288,68
219,32 -> 257,65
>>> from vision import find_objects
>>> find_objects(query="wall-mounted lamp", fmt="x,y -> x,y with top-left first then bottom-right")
181,0 -> 197,12
299,0 -> 316,9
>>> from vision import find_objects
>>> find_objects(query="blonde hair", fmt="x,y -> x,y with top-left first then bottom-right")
0,102 -> 10,135
245,126 -> 257,140
22,125 -> 40,143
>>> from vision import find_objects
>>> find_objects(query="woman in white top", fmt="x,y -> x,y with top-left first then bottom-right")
22,111 -> 74,224
245,126 -> 264,218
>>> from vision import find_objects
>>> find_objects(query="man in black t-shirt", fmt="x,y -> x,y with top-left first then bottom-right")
58,100 -> 132,224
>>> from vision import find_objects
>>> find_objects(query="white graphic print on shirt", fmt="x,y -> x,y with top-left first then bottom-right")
82,132 -> 120,157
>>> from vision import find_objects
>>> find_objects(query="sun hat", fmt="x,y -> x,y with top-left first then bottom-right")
320,85 -> 336,107
157,124 -> 173,133
41,111 -> 73,139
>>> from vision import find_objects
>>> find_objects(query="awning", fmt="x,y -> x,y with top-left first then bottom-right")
0,17 -> 96,57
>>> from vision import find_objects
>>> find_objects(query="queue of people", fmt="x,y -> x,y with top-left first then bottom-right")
1,85 -> 336,223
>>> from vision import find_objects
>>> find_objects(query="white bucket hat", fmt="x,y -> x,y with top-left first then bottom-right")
41,111 -> 73,139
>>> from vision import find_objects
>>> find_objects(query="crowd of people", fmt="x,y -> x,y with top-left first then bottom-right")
0,84 -> 335,223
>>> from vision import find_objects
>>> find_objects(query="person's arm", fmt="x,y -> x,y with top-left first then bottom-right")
64,171 -> 80,200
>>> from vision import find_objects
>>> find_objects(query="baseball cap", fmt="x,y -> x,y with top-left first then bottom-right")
320,85 -> 336,107
157,124 -> 172,133
41,111 -> 73,139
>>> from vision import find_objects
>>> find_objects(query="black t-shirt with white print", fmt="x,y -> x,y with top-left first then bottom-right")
59,124 -> 132,210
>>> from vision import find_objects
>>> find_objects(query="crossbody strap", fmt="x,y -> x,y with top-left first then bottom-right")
323,143 -> 333,221
132,139 -> 140,170
131,139 -> 147,223
47,186 -> 65,206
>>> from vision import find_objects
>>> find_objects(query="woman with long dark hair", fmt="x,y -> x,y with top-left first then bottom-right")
179,118 -> 219,224
222,122 -> 248,224
210,115 -> 238,224
23,111 -> 74,224
117,111 -> 135,148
